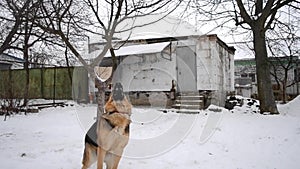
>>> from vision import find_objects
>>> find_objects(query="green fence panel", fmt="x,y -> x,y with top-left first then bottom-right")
0,67 -> 88,100
54,67 -> 73,99
29,69 -> 42,99
0,70 -> 11,98
72,67 -> 89,102
11,69 -> 26,98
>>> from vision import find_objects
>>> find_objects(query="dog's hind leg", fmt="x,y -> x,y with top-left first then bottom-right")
82,143 -> 97,169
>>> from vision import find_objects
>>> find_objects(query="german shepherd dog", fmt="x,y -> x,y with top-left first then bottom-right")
82,82 -> 132,169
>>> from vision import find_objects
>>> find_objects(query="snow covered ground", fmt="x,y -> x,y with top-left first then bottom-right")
0,96 -> 300,169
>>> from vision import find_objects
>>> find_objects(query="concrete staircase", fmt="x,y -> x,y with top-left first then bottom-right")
172,92 -> 206,110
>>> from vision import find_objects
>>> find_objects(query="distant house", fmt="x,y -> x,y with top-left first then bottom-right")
0,53 -> 24,70
89,34 -> 235,108
235,57 -> 300,99
234,59 -> 257,98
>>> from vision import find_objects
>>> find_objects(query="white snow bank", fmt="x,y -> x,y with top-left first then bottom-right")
207,104 -> 229,113
278,95 -> 300,116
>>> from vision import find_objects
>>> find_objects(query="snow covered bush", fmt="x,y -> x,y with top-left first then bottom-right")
225,95 -> 260,114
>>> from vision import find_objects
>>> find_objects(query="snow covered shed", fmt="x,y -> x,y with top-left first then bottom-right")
0,53 -> 24,70
91,34 -> 235,108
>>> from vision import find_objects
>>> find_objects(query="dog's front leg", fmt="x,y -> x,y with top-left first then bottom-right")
111,155 -> 121,169
106,154 -> 122,169
97,147 -> 106,169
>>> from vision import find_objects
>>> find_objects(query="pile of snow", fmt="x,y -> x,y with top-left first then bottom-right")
225,95 -> 260,114
226,95 -> 300,116
278,95 -> 300,116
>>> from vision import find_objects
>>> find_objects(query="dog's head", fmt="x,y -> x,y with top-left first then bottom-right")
103,83 -> 131,133
112,82 -> 125,101
105,82 -> 131,116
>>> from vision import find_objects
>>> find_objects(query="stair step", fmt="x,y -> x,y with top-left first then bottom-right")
172,104 -> 202,109
177,95 -> 204,98
177,96 -> 204,102
178,92 -> 201,96
172,93 -> 206,110
176,100 -> 203,103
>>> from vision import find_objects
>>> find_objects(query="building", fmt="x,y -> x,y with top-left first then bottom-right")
235,57 -> 300,99
0,53 -> 24,70
90,34 -> 235,108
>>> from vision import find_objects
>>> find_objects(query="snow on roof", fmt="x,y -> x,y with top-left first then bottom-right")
0,53 -> 24,63
105,42 -> 170,57
115,15 -> 202,40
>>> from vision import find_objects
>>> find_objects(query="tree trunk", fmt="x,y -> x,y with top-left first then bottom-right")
23,18 -> 30,108
282,72 -> 288,103
95,78 -> 106,119
282,81 -> 287,103
23,46 -> 30,109
253,26 -> 279,114
110,48 -> 118,72
64,47 -> 73,83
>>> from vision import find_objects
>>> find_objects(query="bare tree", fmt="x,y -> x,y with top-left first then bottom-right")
20,1 -> 42,107
267,23 -> 300,103
0,0 -> 31,54
34,0 -> 181,118
0,0 -> 42,108
0,0 -> 85,109
188,0 -> 300,114
0,0 -> 66,107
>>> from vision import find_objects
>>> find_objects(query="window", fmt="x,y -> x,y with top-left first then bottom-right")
249,73 -> 256,82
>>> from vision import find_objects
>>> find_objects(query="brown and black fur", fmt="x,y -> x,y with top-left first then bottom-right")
82,83 -> 132,169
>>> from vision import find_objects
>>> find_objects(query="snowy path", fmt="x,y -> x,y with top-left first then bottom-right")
0,100 -> 300,169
